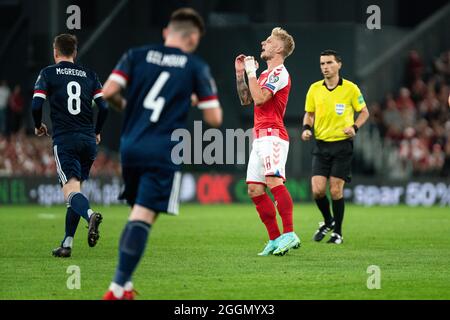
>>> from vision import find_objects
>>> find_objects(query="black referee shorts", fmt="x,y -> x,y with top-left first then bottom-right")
311,139 -> 353,183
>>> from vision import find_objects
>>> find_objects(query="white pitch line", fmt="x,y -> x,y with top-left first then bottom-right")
37,213 -> 56,220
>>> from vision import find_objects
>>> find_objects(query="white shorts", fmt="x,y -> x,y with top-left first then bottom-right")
246,136 -> 289,185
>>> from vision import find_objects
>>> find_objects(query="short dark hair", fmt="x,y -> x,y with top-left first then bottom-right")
53,34 -> 78,57
320,49 -> 342,63
169,8 -> 205,36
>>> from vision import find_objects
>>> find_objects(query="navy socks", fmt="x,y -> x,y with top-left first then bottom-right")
67,192 -> 92,222
113,220 -> 151,286
61,207 -> 80,248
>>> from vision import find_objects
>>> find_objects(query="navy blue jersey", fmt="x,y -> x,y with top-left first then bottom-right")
33,61 -> 104,139
108,44 -> 219,170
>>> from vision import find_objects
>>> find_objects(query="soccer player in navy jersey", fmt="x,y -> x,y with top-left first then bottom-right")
32,34 -> 108,258
101,8 -> 222,300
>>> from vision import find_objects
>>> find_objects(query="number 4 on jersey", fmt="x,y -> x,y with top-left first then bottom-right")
143,71 -> 170,123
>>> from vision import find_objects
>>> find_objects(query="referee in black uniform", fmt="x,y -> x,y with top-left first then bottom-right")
301,50 -> 370,244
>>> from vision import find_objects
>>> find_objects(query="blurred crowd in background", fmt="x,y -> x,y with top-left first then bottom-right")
1,50 -> 449,178
0,81 -> 25,136
370,50 -> 450,177
0,131 -> 121,177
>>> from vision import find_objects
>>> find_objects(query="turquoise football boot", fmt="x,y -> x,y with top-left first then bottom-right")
273,232 -> 301,256
257,235 -> 282,256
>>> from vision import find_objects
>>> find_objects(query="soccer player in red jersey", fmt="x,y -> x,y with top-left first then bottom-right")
235,27 -> 300,256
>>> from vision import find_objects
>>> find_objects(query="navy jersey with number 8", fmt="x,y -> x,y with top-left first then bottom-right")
33,61 -> 105,139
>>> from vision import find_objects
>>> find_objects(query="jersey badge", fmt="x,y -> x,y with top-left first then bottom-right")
335,103 -> 345,115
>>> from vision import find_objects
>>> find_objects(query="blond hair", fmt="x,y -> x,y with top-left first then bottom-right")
271,27 -> 295,58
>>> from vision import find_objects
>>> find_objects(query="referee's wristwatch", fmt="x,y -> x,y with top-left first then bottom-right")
352,124 -> 359,133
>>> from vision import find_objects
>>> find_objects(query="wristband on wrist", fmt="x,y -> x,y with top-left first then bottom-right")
352,124 -> 359,133
303,124 -> 312,132
244,59 -> 257,78
246,70 -> 256,78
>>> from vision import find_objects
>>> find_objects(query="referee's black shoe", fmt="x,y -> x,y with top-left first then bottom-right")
327,233 -> 344,244
87,212 -> 103,247
313,220 -> 335,242
52,246 -> 71,258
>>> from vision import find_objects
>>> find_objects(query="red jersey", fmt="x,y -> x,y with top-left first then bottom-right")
253,64 -> 291,141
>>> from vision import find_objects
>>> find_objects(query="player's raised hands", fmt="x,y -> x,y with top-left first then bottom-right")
35,123 -> 49,137
235,54 -> 246,75
244,56 -> 258,78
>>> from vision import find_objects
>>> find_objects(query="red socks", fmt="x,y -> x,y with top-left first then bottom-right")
270,185 -> 294,233
251,193 -> 281,240
252,185 -> 295,238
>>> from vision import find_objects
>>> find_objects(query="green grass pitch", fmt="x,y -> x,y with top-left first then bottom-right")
1,204 -> 449,300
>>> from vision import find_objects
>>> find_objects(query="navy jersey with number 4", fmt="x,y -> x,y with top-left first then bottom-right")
108,44 -> 219,170
33,61 -> 104,139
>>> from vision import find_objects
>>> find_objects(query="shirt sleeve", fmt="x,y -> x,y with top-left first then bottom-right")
194,62 -> 220,110
262,67 -> 289,94
305,85 -> 315,112
92,72 -> 104,100
107,50 -> 132,88
352,84 -> 366,112
32,69 -> 48,128
33,69 -> 48,100
94,98 -> 109,135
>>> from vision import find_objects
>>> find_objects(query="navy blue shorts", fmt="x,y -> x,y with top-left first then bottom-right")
53,134 -> 97,185
119,166 -> 182,215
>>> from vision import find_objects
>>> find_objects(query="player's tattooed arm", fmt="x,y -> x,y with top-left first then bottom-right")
235,54 -> 253,106
236,74 -> 254,106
